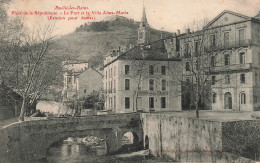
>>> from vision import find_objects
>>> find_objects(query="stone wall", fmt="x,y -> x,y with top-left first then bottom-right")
141,113 -> 259,162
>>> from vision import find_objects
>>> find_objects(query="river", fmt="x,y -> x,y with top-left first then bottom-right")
44,137 -> 172,163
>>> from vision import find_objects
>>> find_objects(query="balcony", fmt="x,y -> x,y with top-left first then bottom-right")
205,39 -> 252,52
211,63 -> 252,73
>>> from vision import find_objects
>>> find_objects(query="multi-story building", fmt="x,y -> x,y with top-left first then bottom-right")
76,68 -> 103,100
62,60 -> 103,101
62,60 -> 88,100
164,10 -> 260,111
103,7 -> 181,113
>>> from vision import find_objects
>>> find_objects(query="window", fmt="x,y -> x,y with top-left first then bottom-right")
239,29 -> 245,44
241,93 -> 246,104
84,89 -> 86,93
210,35 -> 216,47
255,72 -> 258,84
68,77 -> 72,83
149,79 -> 154,90
125,79 -> 130,90
184,43 -> 190,58
161,97 -> 166,108
212,93 -> 217,103
114,80 -> 116,92
240,74 -> 245,84
186,78 -> 190,83
149,97 -> 154,109
212,76 -> 216,85
149,65 -> 154,75
185,62 -> 190,71
224,32 -> 229,46
225,74 -> 230,84
114,96 -> 116,109
125,97 -> 130,109
162,79 -> 166,90
114,66 -> 116,76
224,54 -> 230,65
106,71 -> 107,79
211,56 -> 216,67
111,68 -> 113,77
161,66 -> 166,75
125,65 -> 130,75
240,52 -> 245,64
195,41 -> 199,56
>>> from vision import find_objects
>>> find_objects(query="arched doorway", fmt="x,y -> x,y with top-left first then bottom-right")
144,135 -> 149,149
121,132 -> 140,152
224,92 -> 232,109
122,132 -> 139,145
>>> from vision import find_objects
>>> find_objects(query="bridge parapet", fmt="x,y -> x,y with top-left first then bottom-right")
0,113 -> 143,161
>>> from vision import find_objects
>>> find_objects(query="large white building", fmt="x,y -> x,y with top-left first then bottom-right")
103,7 -> 181,113
164,10 -> 260,111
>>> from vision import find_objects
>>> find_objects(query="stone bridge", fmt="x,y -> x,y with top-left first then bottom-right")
0,113 -> 143,161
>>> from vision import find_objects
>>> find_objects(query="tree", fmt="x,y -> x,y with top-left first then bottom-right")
129,48 -> 148,112
128,44 -> 178,113
169,19 -> 226,118
16,22 -> 67,121
82,91 -> 104,110
128,46 -> 162,112
0,17 -> 66,121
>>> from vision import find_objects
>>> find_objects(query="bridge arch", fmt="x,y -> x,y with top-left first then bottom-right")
121,131 -> 139,146
46,129 -> 108,151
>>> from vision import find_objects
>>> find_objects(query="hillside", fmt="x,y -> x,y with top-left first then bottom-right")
54,16 -> 172,67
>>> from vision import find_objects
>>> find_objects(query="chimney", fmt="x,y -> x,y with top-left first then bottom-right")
186,28 -> 190,34
177,29 -> 180,36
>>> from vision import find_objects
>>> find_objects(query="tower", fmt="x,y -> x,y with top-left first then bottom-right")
137,5 -> 150,45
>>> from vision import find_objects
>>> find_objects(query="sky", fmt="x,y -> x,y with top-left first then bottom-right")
7,0 -> 260,36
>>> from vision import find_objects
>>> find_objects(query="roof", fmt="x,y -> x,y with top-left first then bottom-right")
140,5 -> 149,28
255,11 -> 260,19
0,83 -> 22,101
78,67 -> 103,76
118,40 -> 167,60
204,10 -> 252,29
104,39 -> 180,67
63,59 -> 88,65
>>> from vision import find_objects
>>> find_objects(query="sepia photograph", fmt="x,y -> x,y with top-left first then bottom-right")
0,0 -> 260,162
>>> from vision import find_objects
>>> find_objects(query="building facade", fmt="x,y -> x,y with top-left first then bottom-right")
62,60 -> 103,101
164,10 -> 260,111
103,7 -> 181,113
76,68 -> 103,100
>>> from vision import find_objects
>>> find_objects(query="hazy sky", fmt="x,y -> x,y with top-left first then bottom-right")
7,0 -> 260,36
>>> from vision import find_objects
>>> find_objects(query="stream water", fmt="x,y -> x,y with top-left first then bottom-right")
44,137 -> 172,163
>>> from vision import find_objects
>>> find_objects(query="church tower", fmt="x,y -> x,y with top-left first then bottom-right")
137,5 -> 150,45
